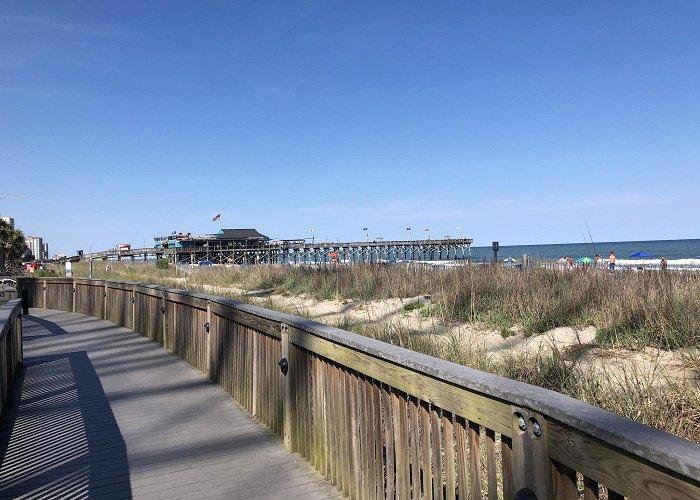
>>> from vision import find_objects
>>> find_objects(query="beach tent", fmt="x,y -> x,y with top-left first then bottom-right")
503,257 -> 518,263
629,251 -> 652,258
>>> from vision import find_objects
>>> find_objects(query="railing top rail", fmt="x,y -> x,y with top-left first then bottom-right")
24,277 -> 700,482
0,299 -> 22,340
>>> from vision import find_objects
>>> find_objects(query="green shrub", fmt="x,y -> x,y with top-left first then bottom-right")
155,258 -> 169,270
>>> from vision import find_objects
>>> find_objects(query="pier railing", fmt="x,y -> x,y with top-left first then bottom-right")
0,299 -> 23,422
17,277 -> 700,499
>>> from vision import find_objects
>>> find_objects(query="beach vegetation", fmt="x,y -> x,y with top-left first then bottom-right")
65,259 -> 700,441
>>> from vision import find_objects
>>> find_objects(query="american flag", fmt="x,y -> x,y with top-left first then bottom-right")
424,227 -> 429,231
212,214 -> 221,221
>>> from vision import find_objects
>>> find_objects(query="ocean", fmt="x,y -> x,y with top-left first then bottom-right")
467,238 -> 700,262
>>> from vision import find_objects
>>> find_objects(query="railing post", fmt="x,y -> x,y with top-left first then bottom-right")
103,282 -> 108,320
72,279 -> 76,313
206,300 -> 212,379
161,290 -> 168,350
21,288 -> 28,315
281,323 -> 291,450
251,332 -> 258,417
511,407 -> 550,500
132,284 -> 137,331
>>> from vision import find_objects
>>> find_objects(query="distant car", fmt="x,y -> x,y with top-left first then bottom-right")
197,260 -> 213,266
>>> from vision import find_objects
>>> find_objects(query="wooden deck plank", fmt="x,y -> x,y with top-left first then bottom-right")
0,309 -> 341,499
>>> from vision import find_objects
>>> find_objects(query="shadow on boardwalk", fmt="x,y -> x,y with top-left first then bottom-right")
0,310 -> 341,499
0,320 -> 132,498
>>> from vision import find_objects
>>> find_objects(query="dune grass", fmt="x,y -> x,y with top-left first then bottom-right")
67,260 -> 700,441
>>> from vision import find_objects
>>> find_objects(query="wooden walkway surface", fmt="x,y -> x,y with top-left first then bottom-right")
0,309 -> 341,500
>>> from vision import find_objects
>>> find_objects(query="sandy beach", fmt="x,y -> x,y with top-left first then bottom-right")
195,282 -> 698,387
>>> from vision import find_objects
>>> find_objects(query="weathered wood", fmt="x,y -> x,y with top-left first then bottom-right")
486,428 -> 497,500
393,390 -> 410,500
329,362 -> 340,489
0,308 -> 339,500
27,278 -> 700,500
583,475 -> 599,500
548,419 -> 700,499
443,412 -> 456,500
455,416 -> 469,500
421,401 -> 433,500
383,384 -> 396,500
281,324 -> 291,450
372,380 -> 384,500
350,372 -> 361,499
551,459 -> 578,500
288,326 -> 513,437
468,420 -> 482,500
431,405 -> 443,500
358,375 -> 370,499
501,435 -> 514,500
209,300 -> 280,337
409,397 -> 421,500
511,408 -> 550,500
341,368 -> 352,498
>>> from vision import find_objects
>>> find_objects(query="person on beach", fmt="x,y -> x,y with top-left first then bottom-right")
608,251 -> 616,272
661,257 -> 668,271
594,254 -> 601,267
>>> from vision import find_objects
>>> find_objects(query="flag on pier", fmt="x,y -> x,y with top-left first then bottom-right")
212,214 -> 221,221
424,227 -> 429,231
362,227 -> 368,231
406,227 -> 411,231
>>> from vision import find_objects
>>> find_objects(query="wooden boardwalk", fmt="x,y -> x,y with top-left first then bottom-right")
0,309 -> 341,500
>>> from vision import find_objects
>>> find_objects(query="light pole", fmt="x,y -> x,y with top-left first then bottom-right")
363,227 -> 368,242
407,227 -> 411,240
309,228 -> 314,244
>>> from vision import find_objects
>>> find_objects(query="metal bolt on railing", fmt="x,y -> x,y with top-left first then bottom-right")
517,414 -> 527,432
531,418 -> 542,438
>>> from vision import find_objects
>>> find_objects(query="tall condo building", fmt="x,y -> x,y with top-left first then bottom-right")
25,236 -> 44,260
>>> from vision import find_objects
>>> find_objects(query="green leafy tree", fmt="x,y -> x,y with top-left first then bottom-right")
0,220 -> 26,274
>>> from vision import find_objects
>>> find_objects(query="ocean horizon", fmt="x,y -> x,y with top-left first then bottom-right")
468,238 -> 700,262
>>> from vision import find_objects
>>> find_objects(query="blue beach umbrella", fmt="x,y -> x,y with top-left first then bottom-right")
629,251 -> 652,258
576,257 -> 593,264
503,257 -> 518,263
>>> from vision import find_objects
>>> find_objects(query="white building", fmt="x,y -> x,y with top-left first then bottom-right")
25,236 -> 44,261
0,216 -> 14,228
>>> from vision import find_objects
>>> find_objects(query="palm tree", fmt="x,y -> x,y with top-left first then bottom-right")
0,220 -> 26,273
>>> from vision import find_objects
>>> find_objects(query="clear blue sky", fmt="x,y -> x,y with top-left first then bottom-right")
2,1 -> 700,255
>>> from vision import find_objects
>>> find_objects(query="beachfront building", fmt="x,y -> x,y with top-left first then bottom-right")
0,216 -> 14,229
25,236 -> 46,261
154,228 -> 269,264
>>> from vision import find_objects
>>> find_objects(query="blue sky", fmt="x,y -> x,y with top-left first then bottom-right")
2,1 -> 700,255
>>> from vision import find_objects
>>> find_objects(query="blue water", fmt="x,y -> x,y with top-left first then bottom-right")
468,239 -> 700,262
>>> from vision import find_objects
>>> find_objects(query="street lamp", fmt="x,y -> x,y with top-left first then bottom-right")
309,228 -> 314,244
407,227 -> 411,240
363,227 -> 368,242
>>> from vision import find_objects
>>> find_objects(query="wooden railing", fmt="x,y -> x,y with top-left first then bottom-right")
17,277 -> 700,499
0,287 -> 18,306
0,299 -> 23,422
